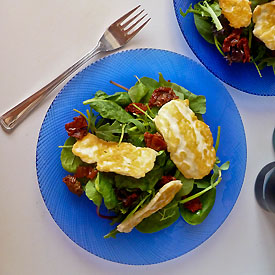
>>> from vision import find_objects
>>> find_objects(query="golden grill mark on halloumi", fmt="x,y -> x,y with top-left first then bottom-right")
72,133 -> 158,179
154,99 -> 216,179
117,180 -> 182,233
219,0 -> 252,28
253,1 -> 275,51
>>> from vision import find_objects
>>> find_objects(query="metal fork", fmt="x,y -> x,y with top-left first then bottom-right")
0,5 -> 150,131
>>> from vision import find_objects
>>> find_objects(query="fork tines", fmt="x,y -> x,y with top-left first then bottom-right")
114,5 -> 151,39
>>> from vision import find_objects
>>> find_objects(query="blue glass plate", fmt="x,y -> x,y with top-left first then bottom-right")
36,48 -> 246,265
173,0 -> 275,96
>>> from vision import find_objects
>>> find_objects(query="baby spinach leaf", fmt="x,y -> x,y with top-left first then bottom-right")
163,158 -> 176,174
94,90 -> 108,99
115,165 -> 163,192
126,130 -> 145,147
93,90 -> 131,107
107,92 -> 132,107
127,119 -> 146,133
158,73 -> 206,114
138,77 -> 160,103
95,120 -> 122,142
84,99 -> 133,123
187,93 -> 207,115
194,13 -> 215,44
128,81 -> 149,103
180,188 -> 216,225
85,179 -> 102,207
135,200 -> 180,233
60,137 -> 84,173
95,172 -> 118,210
174,169 -> 194,197
195,179 -> 211,189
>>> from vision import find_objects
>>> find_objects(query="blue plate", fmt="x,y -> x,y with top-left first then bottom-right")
36,48 -> 246,265
173,0 -> 275,96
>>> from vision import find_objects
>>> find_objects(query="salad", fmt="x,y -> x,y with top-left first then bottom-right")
60,73 -> 229,238
180,0 -> 275,77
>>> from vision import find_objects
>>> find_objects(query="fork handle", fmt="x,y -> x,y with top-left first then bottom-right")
0,42 -> 103,131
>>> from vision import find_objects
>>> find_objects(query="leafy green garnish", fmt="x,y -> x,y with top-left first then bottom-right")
180,0 -> 222,31
136,199 -> 180,233
85,179 -> 102,207
60,137 -> 84,173
93,90 -> 131,107
95,120 -> 123,142
180,188 -> 216,225
174,169 -> 194,197
83,99 -> 133,123
128,78 -> 149,103
95,172 -> 118,210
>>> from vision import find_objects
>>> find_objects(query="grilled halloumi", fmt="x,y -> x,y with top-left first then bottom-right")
253,1 -> 275,51
117,180 -> 182,233
219,0 -> 252,28
72,133 -> 158,178
154,99 -> 216,179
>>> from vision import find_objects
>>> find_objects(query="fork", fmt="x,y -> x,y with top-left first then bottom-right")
0,5 -> 150,131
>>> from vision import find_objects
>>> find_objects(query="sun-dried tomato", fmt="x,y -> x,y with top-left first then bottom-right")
148,87 -> 179,108
75,166 -> 98,180
65,115 -> 88,140
222,29 -> 242,52
237,38 -> 250,63
183,197 -> 202,213
116,189 -> 140,208
157,176 -> 177,188
222,29 -> 250,64
144,132 -> 167,151
125,103 -> 147,114
62,175 -> 83,196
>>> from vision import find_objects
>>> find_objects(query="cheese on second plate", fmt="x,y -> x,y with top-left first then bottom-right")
72,133 -> 158,178
253,1 -> 275,51
154,99 -> 216,179
219,0 -> 252,28
117,180 -> 182,233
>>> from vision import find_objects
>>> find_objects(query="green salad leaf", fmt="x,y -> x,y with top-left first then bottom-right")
158,73 -> 206,114
95,120 -> 123,142
128,79 -> 149,103
180,187 -> 216,225
174,169 -> 194,197
83,99 -> 133,123
60,137 -> 84,173
95,172 -> 118,209
93,90 -> 131,107
136,199 -> 180,233
85,179 -> 102,207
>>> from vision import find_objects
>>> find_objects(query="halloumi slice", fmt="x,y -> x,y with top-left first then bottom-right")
72,133 -> 158,178
219,0 -> 252,28
253,1 -> 275,51
117,180 -> 182,233
154,99 -> 216,179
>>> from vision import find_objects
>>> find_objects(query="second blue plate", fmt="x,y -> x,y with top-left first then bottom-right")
173,0 -> 275,96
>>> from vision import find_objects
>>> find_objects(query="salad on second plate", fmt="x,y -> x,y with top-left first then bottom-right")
60,73 -> 229,238
181,0 -> 275,76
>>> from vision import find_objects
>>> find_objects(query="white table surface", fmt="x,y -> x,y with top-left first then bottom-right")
1,0 -> 275,274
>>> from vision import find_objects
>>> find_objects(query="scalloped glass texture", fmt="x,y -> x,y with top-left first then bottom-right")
36,49 -> 246,265
173,0 -> 275,96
